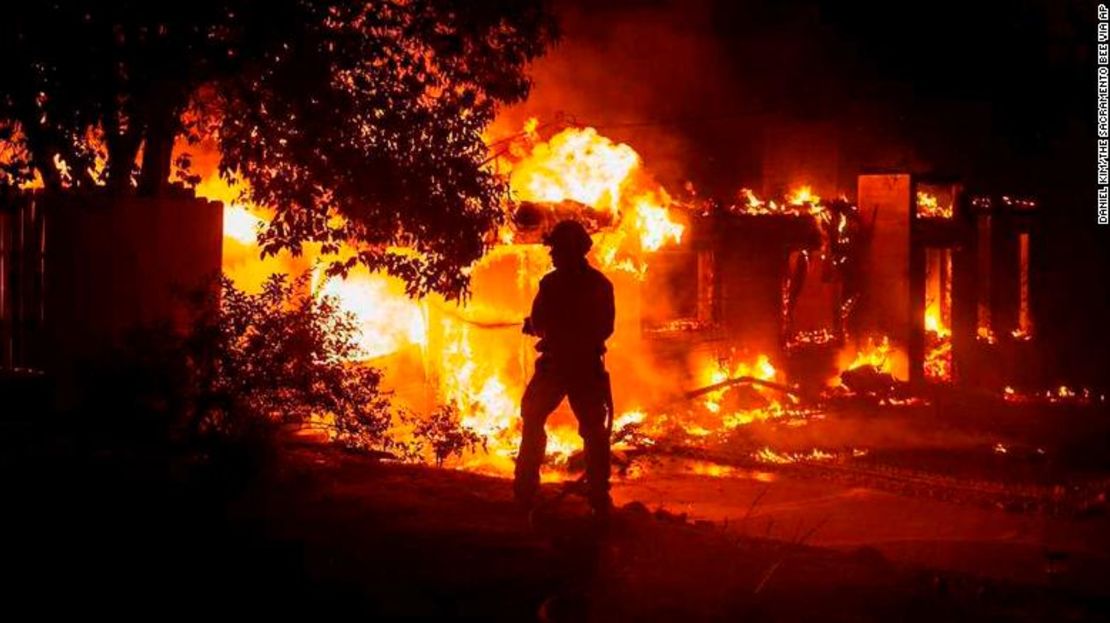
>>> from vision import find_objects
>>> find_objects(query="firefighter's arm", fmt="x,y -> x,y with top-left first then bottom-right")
524,278 -> 551,337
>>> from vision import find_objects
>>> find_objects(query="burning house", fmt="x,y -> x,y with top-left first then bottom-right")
1,116 -> 1048,472
4,3 -> 1107,619
211,116 -> 1051,473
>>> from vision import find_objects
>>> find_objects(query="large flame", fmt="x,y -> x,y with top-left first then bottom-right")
508,125 -> 639,218
314,268 -> 428,360
223,204 -> 264,245
629,190 -> 684,252
202,119 -> 689,476
507,121 -> 685,261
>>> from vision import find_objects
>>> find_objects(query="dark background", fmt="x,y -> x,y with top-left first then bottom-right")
504,0 -> 1107,386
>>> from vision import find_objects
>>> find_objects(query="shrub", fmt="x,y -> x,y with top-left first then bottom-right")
186,273 -> 396,453
407,404 -> 486,467
84,273 -> 490,469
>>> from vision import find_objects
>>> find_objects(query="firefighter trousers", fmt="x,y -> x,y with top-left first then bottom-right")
513,356 -> 611,508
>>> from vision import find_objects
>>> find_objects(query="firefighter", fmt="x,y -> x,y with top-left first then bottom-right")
514,219 -> 615,516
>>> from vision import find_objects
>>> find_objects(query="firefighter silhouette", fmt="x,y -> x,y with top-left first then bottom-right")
515,220 -> 615,514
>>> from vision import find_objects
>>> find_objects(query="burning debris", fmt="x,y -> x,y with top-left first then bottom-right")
1002,385 -> 1106,406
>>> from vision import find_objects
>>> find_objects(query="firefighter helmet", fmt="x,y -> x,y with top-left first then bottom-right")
542,220 -> 592,257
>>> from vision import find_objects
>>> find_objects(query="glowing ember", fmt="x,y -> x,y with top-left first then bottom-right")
683,424 -> 714,437
1001,385 -> 1101,405
754,447 -> 836,464
740,188 -> 766,211
688,462 -> 739,477
786,329 -> 837,350
831,335 -> 910,387
923,339 -> 952,381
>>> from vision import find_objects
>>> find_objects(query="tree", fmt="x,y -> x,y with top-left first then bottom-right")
198,274 -> 396,449
0,1 -> 556,298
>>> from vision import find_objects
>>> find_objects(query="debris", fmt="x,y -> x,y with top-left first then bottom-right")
838,365 -> 898,395
653,507 -> 688,524
684,375 -> 803,402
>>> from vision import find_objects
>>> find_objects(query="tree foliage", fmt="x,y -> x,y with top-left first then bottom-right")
193,274 -> 395,448
1,1 -> 556,297
79,273 -> 398,457
405,404 -> 485,467
86,273 -> 492,465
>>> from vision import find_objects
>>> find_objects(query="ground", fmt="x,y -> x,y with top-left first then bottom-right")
3,390 -> 1110,620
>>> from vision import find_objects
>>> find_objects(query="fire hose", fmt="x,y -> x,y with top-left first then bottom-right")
452,319 -> 524,330
427,300 -> 524,330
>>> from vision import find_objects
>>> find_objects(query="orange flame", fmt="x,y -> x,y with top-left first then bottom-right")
734,186 -> 826,216
786,185 -> 820,206
508,126 -> 638,218
204,119 -> 692,475
314,268 -> 428,360
916,191 -> 953,219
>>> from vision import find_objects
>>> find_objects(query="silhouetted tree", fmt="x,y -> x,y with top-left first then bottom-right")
0,1 -> 556,297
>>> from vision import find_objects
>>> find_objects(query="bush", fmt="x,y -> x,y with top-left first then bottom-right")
80,273 -> 489,470
406,404 -> 486,467
185,274 -> 396,453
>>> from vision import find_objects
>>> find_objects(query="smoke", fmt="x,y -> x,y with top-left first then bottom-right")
493,0 -> 929,200
496,0 -> 754,193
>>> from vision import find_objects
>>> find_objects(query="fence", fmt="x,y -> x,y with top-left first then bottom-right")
0,190 -> 46,373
